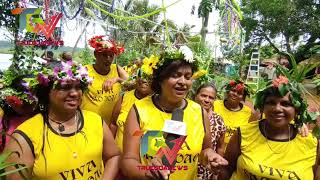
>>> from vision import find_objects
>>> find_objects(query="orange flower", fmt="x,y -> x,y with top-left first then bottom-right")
272,75 -> 289,87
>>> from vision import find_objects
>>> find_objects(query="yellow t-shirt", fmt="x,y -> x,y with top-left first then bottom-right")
213,100 -> 251,144
135,96 -> 205,180
15,110 -> 104,180
115,90 -> 140,152
0,107 -> 3,119
231,120 -> 317,180
81,64 -> 121,124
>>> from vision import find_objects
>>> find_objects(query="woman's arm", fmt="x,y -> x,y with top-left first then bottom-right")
214,115 -> 226,156
109,97 -> 123,137
202,109 -> 213,149
102,66 -> 129,91
218,129 -> 241,180
102,122 -> 121,180
200,109 -> 228,172
117,65 -> 129,83
216,132 -> 225,156
4,132 -> 35,180
121,107 -> 170,180
121,107 -> 148,179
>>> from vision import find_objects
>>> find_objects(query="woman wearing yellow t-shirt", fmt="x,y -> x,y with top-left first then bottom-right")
213,80 -> 252,145
110,77 -> 153,151
121,47 -> 228,180
220,76 -> 320,179
81,36 -> 128,124
4,62 -> 120,180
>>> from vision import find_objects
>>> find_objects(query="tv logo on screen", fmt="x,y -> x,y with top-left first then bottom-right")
133,130 -> 187,166
12,8 -> 62,39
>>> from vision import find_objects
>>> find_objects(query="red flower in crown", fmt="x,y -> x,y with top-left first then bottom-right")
235,83 -> 244,92
88,36 -> 125,55
229,80 -> 236,86
272,75 -> 289,88
6,96 -> 23,107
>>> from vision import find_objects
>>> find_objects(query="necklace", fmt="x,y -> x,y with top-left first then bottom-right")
49,113 -> 77,132
57,112 -> 80,159
156,94 -> 184,112
263,121 -> 291,154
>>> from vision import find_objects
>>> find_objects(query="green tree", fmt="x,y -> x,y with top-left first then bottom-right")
241,0 -> 320,62
0,0 -> 22,65
198,0 -> 218,45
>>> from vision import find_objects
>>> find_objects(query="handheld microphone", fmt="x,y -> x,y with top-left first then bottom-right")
161,108 -> 184,166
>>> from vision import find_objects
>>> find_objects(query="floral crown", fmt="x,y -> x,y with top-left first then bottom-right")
255,75 -> 319,132
224,79 -> 250,96
0,66 -> 39,107
139,55 -> 159,81
88,35 -> 125,55
0,77 -> 37,107
160,45 -> 197,66
121,55 -> 158,90
26,61 -> 93,91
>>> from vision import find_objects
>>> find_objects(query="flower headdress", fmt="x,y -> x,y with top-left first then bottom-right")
0,55 -> 40,106
88,35 -> 125,55
26,61 -> 93,91
224,79 -> 250,96
0,77 -> 37,107
121,55 -> 158,90
159,45 -> 197,67
255,75 -> 320,135
139,55 -> 159,81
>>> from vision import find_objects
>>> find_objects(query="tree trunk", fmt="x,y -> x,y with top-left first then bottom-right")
284,33 -> 291,53
72,21 -> 90,56
200,12 -> 209,46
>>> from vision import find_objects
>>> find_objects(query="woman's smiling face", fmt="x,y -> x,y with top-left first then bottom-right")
263,93 -> 296,127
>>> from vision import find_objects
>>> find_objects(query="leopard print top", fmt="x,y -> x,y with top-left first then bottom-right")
197,112 -> 226,180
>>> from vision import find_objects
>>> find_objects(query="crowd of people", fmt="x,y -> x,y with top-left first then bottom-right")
0,35 -> 319,180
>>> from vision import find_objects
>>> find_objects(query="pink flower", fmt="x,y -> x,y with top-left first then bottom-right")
37,73 -> 50,86
78,66 -> 89,77
272,75 -> 289,87
61,61 -> 73,72
53,67 -> 60,77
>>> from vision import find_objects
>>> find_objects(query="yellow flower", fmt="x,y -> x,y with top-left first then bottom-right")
147,55 -> 159,69
141,64 -> 153,75
141,55 -> 159,75
192,69 -> 207,79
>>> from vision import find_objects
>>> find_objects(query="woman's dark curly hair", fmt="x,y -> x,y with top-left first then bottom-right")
151,59 -> 197,94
